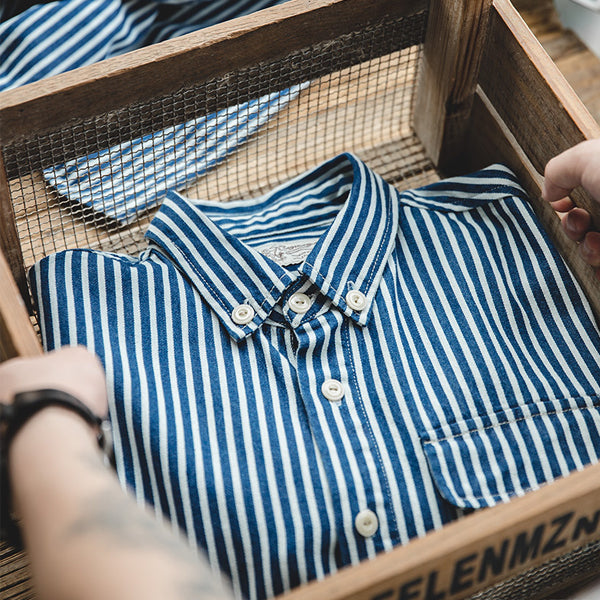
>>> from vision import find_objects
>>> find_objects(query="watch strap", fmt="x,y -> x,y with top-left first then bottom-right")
2,388 -> 101,444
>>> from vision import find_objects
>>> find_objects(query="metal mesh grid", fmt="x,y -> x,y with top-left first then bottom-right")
2,11 -> 435,273
0,16 -> 434,597
468,540 -> 600,600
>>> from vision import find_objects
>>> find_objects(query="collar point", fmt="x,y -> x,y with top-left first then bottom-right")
223,322 -> 261,342
345,307 -> 372,328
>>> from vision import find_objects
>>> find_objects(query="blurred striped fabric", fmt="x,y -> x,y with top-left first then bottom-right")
0,0 -> 296,222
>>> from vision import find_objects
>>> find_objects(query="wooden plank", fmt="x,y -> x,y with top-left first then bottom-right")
413,0 -> 493,173
514,0 -> 600,125
0,246 -> 42,361
0,152 -> 29,303
0,0 -> 427,146
278,461 -> 600,600
0,542 -> 33,600
463,89 -> 545,194
464,87 -> 600,326
480,0 -> 600,221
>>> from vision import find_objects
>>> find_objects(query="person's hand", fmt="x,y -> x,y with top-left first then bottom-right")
0,346 -> 108,417
542,139 -> 600,268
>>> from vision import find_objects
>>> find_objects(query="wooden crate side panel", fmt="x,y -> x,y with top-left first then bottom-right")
0,0 -> 427,146
278,460 -> 600,600
0,153 -> 29,304
1,13 -> 428,177
0,246 -> 41,361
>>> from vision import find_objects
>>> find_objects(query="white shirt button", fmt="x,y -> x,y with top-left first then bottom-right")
288,292 -> 312,314
346,290 -> 367,311
231,303 -> 255,325
355,509 -> 378,538
321,379 -> 344,402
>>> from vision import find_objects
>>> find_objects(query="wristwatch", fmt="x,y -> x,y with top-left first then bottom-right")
0,388 -> 113,549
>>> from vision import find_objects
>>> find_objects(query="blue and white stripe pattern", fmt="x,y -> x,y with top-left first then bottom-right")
0,1 -> 291,90
0,0 -> 294,222
29,155 -> 600,599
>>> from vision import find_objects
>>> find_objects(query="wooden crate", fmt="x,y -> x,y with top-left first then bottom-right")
2,0 -> 600,598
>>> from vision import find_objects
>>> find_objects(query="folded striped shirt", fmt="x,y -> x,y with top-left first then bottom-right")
30,154 -> 600,599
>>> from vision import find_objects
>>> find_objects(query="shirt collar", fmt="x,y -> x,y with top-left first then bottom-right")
145,153 -> 400,340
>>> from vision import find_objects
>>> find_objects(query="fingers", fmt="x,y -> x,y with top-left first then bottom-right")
543,149 -> 582,204
542,139 -> 600,204
581,231 -> 600,268
562,207 -> 592,242
543,140 -> 600,271
0,347 -> 108,416
549,197 -> 574,213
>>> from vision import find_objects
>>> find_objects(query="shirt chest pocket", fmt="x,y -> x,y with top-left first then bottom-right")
421,397 -> 600,510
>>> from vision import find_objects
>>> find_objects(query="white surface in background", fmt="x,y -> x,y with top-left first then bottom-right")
568,577 -> 600,599
555,0 -> 600,59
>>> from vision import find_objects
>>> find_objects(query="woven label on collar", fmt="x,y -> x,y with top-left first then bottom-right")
258,241 -> 316,266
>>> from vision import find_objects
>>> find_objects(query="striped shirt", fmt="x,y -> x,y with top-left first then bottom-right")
30,154 -> 600,599
0,0 -> 290,90
1,0 -> 294,223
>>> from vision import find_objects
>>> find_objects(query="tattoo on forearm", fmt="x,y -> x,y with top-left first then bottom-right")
63,453 -> 233,600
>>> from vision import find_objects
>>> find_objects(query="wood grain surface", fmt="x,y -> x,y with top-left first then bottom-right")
413,0 -> 493,172
480,0 -> 600,178
278,458 -> 600,600
0,244 -> 41,361
0,153 -> 28,303
514,0 -> 600,124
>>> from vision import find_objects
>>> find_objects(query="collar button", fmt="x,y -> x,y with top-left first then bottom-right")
346,290 -> 366,311
288,292 -> 312,314
232,304 -> 255,325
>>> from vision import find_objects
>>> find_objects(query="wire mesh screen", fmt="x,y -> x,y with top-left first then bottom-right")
0,15 -> 432,596
468,540 -> 600,600
2,10 -> 436,277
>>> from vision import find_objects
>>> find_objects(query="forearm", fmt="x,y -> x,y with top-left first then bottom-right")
10,408 -> 232,600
